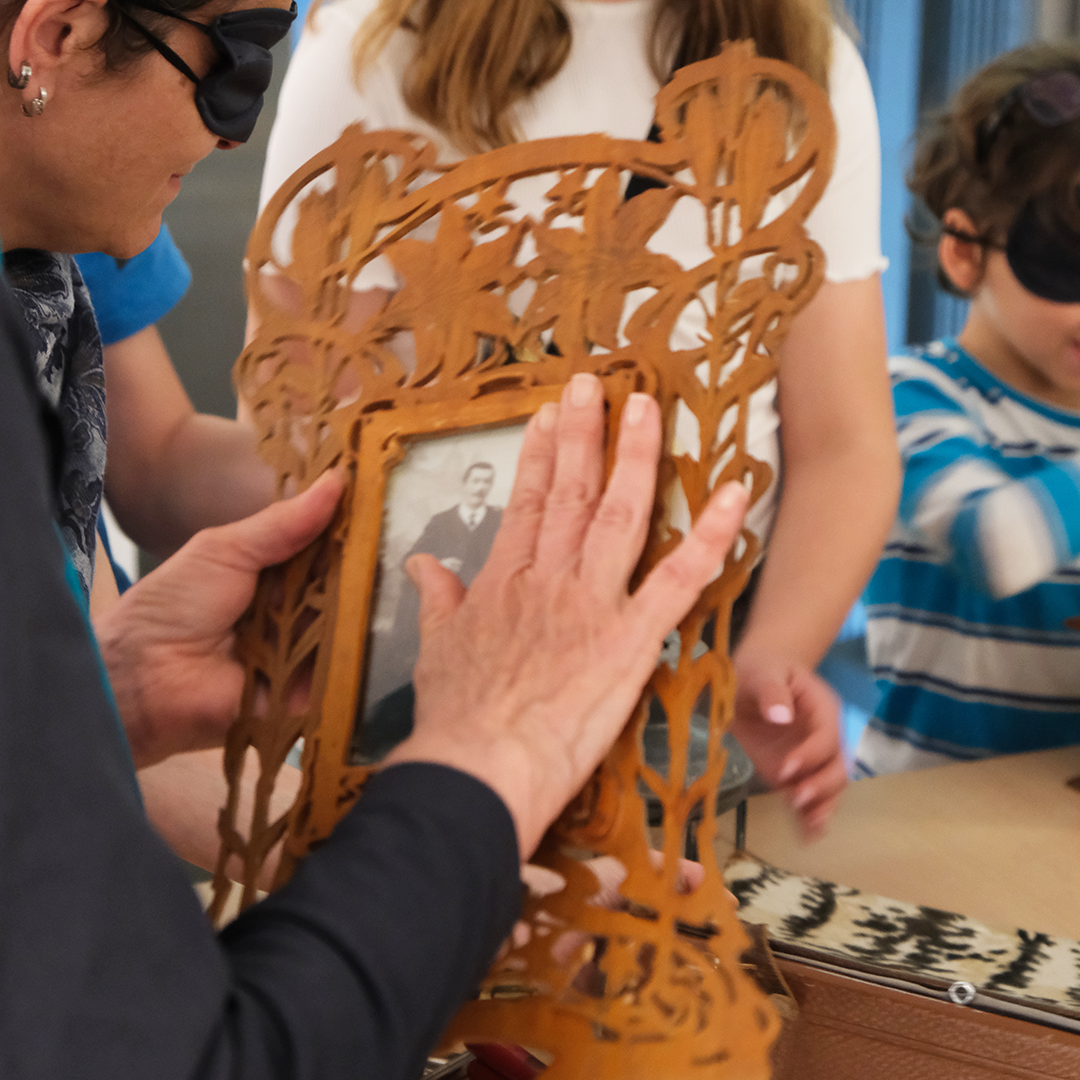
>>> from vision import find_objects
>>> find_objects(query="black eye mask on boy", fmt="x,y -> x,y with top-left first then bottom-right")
113,0 -> 297,143
945,68 -> 1080,304
941,198 -> 1080,305
1003,197 -> 1080,305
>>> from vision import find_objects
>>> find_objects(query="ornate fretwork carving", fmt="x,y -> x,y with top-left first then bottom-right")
216,42 -> 835,1078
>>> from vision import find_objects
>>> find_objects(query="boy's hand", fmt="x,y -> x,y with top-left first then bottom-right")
730,655 -> 846,837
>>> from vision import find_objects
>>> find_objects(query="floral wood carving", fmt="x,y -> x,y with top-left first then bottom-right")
216,41 -> 835,1079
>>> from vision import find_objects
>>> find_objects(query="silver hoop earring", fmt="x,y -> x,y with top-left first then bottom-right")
22,87 -> 47,117
7,62 -> 31,91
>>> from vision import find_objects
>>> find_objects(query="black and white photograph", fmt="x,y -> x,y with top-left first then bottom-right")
351,421 -> 529,763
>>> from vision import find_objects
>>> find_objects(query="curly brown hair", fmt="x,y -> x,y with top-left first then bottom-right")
908,41 -> 1080,295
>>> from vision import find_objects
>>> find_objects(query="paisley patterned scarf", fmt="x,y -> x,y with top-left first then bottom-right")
4,249 -> 106,600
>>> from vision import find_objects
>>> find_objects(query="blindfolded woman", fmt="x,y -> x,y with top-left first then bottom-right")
0,3 -> 752,1073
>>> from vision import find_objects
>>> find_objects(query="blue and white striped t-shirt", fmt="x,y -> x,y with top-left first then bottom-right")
858,339 -> 1080,776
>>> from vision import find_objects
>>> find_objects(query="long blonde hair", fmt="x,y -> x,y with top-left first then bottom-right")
347,0 -> 838,153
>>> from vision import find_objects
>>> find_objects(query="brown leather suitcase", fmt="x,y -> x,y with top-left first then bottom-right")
771,956 -> 1080,1080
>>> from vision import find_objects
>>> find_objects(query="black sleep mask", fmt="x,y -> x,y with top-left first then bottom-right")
1004,196 -> 1080,304
115,0 -> 296,143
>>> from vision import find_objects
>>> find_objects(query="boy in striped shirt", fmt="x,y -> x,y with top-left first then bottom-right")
859,43 -> 1080,775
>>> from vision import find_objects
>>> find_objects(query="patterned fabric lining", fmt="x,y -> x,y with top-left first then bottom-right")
727,856 -> 1080,1017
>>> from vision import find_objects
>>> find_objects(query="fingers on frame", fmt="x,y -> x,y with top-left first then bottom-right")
485,402 -> 560,570
632,480 -> 749,631
193,469 -> 344,574
579,393 -> 662,594
533,373 -> 608,570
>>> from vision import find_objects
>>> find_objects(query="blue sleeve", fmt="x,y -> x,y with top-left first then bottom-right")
892,367 -> 1080,599
74,225 -> 192,346
96,515 -> 133,593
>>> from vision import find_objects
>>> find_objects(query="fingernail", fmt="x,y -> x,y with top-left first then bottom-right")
778,758 -> 800,784
717,482 -> 747,510
766,705 -> 793,725
569,372 -> 598,407
537,402 -> 557,432
791,787 -> 814,810
623,393 -> 649,426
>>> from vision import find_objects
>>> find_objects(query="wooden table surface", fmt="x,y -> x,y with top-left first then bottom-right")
715,745 -> 1080,941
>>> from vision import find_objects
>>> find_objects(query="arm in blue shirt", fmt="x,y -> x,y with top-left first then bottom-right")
892,353 -> 1080,599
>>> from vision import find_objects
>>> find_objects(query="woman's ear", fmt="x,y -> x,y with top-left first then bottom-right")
938,208 -> 987,296
7,0 -> 110,102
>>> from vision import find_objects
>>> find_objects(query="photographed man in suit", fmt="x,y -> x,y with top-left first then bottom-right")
407,462 -> 502,586
359,462 -> 505,758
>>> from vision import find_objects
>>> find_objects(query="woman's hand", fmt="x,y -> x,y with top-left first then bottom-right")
384,373 -> 749,859
730,653 -> 847,837
727,275 -> 897,836
95,471 -> 344,768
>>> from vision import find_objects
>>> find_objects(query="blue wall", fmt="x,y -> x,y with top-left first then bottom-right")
844,0 -> 1038,352
845,0 -> 924,354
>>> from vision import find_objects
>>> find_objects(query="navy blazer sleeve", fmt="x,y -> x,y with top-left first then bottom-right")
0,273 -> 521,1080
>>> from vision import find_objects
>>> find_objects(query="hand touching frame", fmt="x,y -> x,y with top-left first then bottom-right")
226,42 -> 836,1077
387,375 -> 750,860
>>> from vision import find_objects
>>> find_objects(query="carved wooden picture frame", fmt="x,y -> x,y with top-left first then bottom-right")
310,371 -> 646,829
216,42 -> 836,1078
